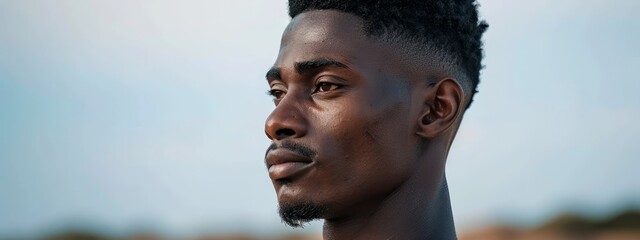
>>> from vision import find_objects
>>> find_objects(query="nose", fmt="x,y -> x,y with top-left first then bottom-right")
264,97 -> 308,140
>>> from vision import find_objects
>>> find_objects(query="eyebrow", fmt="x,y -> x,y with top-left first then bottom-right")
265,58 -> 350,81
265,68 -> 281,81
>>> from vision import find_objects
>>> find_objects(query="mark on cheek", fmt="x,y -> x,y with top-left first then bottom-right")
363,101 -> 407,144
364,120 -> 380,143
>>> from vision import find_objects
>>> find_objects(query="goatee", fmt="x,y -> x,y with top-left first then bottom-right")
279,202 -> 328,228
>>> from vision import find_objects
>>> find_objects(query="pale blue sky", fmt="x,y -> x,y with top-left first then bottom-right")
1,0 -> 639,237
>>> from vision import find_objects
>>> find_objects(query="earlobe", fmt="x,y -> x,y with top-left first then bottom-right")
416,79 -> 463,138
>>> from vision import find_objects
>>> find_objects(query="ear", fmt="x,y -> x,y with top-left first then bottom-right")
416,79 -> 464,138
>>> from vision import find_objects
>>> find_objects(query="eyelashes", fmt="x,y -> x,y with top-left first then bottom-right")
266,89 -> 286,100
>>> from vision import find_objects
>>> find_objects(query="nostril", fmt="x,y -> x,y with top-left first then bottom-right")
275,128 -> 296,138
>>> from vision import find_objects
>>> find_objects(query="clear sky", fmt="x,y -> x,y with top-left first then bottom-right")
1,0 -> 639,237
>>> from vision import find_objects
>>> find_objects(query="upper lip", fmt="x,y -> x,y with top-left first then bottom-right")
265,148 -> 313,169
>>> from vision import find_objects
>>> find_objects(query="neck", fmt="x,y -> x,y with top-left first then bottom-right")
322,149 -> 456,240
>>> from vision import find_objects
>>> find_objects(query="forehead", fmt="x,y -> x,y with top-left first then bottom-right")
284,10 -> 366,47
275,10 -> 376,68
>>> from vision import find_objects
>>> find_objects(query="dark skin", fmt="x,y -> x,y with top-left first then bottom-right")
264,10 -> 466,240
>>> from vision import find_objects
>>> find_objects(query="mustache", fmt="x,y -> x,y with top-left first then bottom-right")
265,141 -> 317,159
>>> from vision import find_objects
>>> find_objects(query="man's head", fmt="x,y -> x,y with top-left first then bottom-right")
264,0 -> 487,228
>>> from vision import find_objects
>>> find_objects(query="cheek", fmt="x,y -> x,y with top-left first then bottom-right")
355,104 -> 414,180
342,83 -> 414,166
315,92 -> 415,196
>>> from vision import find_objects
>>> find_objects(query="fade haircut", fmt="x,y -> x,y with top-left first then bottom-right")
288,0 -> 488,108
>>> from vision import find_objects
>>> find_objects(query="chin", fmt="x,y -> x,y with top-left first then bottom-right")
273,173 -> 332,226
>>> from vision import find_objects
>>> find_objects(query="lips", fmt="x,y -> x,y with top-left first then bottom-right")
265,148 -> 313,180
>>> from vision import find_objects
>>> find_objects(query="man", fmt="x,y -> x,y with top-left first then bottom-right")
263,0 -> 487,239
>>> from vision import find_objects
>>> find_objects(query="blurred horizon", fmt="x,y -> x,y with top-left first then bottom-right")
2,208 -> 639,239
1,0 -> 639,238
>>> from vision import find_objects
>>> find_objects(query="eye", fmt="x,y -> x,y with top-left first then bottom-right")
267,89 -> 286,100
313,82 -> 341,93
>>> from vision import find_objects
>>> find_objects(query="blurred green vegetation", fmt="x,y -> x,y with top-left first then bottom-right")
538,210 -> 640,233
460,209 -> 640,240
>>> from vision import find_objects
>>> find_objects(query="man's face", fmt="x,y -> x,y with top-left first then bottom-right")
264,10 -> 422,224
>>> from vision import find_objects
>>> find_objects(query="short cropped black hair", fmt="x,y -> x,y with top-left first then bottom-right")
288,0 -> 488,108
